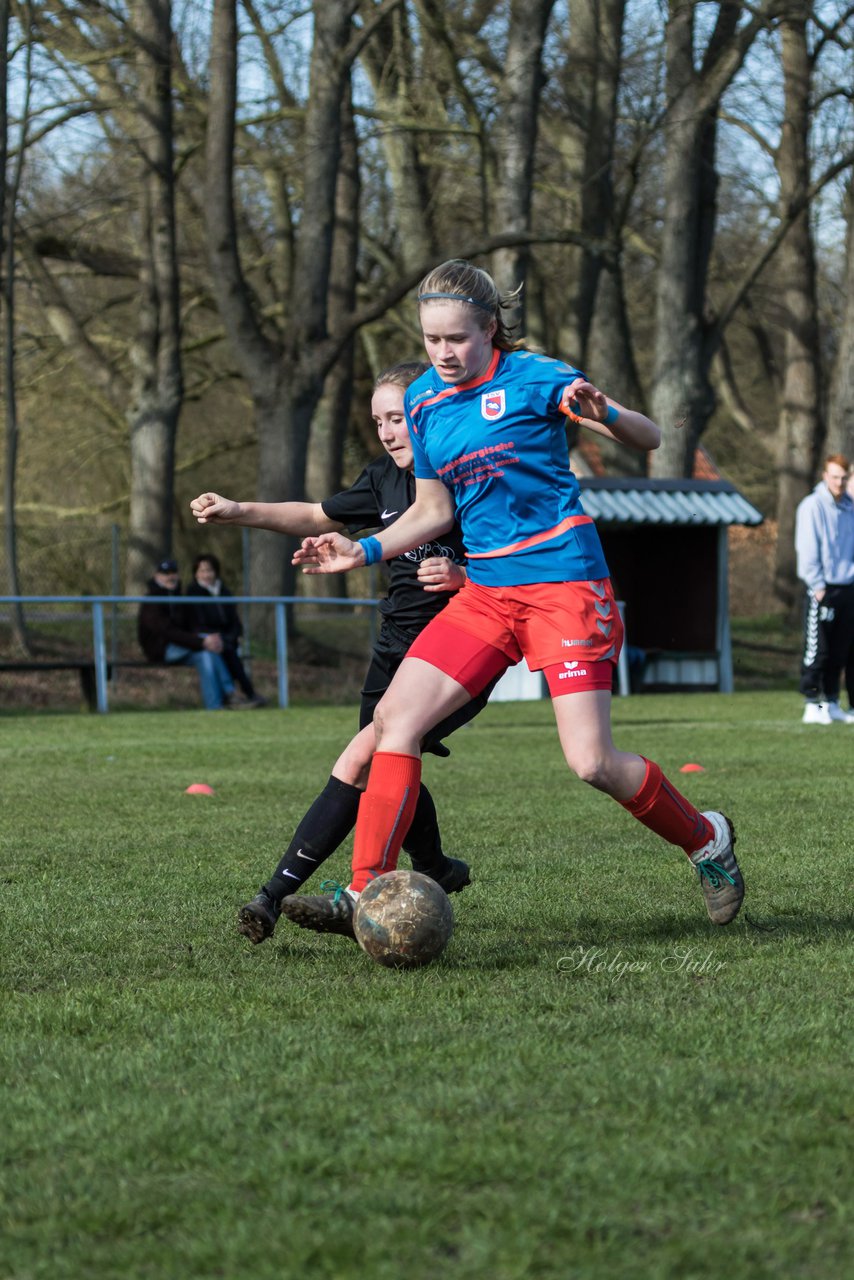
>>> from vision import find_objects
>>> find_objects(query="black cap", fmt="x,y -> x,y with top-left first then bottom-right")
156,558 -> 178,573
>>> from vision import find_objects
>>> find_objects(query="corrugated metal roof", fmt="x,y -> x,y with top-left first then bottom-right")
578,478 -> 763,527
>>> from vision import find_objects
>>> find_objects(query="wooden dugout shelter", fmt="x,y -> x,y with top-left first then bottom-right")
580,477 -> 764,693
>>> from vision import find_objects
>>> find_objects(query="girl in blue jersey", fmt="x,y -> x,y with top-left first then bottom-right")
285,260 -> 744,937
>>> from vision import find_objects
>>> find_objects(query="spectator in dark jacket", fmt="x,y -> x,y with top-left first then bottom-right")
137,558 -> 235,710
189,554 -> 266,706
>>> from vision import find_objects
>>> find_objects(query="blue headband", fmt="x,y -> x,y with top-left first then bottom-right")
418,291 -> 495,313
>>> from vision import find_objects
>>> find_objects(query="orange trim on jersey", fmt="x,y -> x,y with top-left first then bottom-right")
408,348 -> 502,433
466,514 -> 594,560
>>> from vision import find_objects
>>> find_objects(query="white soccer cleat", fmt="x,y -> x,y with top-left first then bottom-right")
690,812 -> 744,925
825,701 -> 854,724
802,701 -> 832,725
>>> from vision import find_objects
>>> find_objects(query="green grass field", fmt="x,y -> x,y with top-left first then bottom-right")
1,693 -> 851,1279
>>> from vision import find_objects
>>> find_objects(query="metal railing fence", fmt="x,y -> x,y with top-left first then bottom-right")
0,595 -> 380,713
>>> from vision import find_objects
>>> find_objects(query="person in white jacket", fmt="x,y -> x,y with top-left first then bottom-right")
795,454 -> 854,723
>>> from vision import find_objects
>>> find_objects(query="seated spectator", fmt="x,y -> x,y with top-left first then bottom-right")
137,558 -> 236,710
189,554 -> 266,707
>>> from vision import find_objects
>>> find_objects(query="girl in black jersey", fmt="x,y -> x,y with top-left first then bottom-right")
191,364 -> 486,942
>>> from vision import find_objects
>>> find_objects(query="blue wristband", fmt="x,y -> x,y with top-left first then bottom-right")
359,536 -> 383,566
604,404 -> 619,425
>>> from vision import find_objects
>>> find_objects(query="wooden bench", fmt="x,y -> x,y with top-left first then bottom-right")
0,660 -> 101,710
0,658 -> 191,711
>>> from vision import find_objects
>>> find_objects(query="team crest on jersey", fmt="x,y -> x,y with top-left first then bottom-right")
481,389 -> 506,421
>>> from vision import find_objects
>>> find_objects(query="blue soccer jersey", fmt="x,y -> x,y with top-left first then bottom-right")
404,348 -> 610,587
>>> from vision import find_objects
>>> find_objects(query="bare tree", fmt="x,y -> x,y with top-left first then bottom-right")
488,0 -> 556,325
11,1 -> 184,591
306,80 -> 360,505
126,0 -> 183,588
826,177 -> 854,459
555,0 -> 627,360
205,0 -> 402,601
0,0 -> 7,351
551,0 -> 646,473
650,0 -> 777,477
771,0 -> 823,611
5,0 -> 852,626
2,0 -> 31,648
359,1 -> 439,270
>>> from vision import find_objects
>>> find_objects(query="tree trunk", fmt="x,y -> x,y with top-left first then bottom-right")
650,3 -> 717,475
771,5 -> 823,614
0,0 -> 6,271
126,0 -> 184,592
6,3 -> 185,597
650,0 -> 768,476
360,4 -> 438,269
558,0 -> 626,369
825,178 -> 854,459
307,71 -> 360,599
206,0 -> 359,610
489,0 -> 556,328
587,261 -> 646,475
2,0 -> 30,649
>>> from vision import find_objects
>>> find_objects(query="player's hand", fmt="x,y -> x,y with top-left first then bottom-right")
292,533 -> 365,574
561,378 -> 608,423
190,492 -> 241,524
417,557 -> 466,594
201,633 -> 224,654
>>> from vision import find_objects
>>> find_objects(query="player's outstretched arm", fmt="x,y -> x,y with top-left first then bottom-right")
561,380 -> 661,453
190,492 -> 343,536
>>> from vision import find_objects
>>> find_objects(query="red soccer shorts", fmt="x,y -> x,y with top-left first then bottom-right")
406,577 -> 623,697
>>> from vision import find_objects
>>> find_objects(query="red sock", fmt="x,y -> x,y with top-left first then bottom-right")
350,752 -> 422,892
621,758 -> 713,855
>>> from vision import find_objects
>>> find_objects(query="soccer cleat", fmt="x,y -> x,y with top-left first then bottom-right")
433,856 -> 471,894
825,701 -> 854,724
237,888 -> 281,943
802,701 -> 832,725
280,880 -> 357,938
690,812 -> 744,926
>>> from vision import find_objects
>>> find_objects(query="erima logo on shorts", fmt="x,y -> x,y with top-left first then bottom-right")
559,661 -> 588,680
481,389 -> 506,421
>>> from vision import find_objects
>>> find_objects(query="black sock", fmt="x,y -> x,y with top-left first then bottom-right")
403,783 -> 452,878
264,776 -> 361,902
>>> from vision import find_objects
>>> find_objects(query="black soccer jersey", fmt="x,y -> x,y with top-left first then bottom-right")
321,455 -> 467,638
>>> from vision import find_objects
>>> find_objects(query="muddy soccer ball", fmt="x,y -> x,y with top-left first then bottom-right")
353,870 -> 454,969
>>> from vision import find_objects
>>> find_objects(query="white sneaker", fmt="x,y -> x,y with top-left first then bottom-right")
826,701 -> 854,724
802,702 -> 832,725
